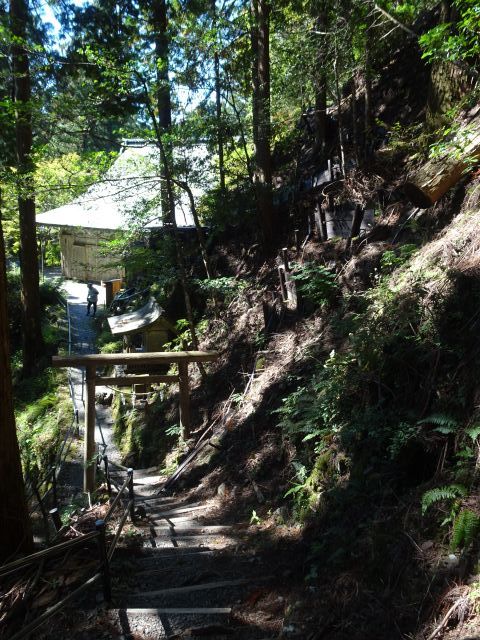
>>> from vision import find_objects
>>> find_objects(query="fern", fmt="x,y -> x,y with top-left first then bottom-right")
466,424 -> 480,442
451,509 -> 480,550
418,413 -> 458,434
421,484 -> 467,515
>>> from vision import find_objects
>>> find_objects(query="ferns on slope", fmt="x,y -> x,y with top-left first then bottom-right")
451,509 -> 480,550
421,484 -> 467,515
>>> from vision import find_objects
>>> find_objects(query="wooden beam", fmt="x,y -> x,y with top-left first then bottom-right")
52,350 -> 219,368
95,374 -> 178,387
178,361 -> 191,439
128,578 -> 250,598
84,364 -> 96,493
402,113 -> 480,208
107,607 -> 231,615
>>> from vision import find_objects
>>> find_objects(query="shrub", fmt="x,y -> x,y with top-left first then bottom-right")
290,262 -> 337,307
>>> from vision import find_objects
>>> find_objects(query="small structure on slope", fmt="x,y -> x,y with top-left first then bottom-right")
107,297 -> 175,357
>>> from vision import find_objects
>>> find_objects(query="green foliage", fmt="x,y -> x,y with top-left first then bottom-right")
428,120 -> 480,171
100,340 -> 123,354
250,509 -> 262,525
380,244 -> 418,273
465,424 -> 480,441
421,484 -> 467,515
291,262 -> 337,307
451,509 -> 480,550
384,121 -> 430,157
195,276 -> 248,305
417,413 -> 459,434
388,421 -> 419,458
165,423 -> 182,437
16,369 -> 72,477
419,0 -> 480,65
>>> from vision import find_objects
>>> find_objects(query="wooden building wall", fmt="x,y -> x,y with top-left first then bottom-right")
59,229 -> 124,282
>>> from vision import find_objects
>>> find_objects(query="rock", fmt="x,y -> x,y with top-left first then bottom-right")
273,506 -> 289,523
281,623 -> 300,637
217,482 -> 228,497
421,540 -> 434,551
444,553 -> 459,568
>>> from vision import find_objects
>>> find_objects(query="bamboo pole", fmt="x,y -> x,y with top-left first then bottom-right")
84,365 -> 96,493
178,361 -> 191,439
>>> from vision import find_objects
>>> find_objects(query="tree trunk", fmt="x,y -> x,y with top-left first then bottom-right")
251,0 -> 274,246
174,178 -> 213,279
10,0 -> 45,375
313,1 -> 327,156
333,38 -> 345,175
403,111 -> 480,207
142,87 -> 205,375
364,31 -> 373,157
225,75 -> 254,183
212,0 -> 225,192
151,0 -> 173,223
351,72 -> 358,160
0,206 -> 33,562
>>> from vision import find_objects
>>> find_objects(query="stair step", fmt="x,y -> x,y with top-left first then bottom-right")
142,515 -> 205,525
147,525 -> 234,534
113,548 -> 217,564
139,535 -> 236,548
148,504 -> 206,518
105,607 -> 232,615
123,578 -> 249,598
137,494 -> 179,503
136,497 -> 180,507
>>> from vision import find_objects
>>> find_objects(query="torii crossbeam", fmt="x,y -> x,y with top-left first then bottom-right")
52,351 -> 219,492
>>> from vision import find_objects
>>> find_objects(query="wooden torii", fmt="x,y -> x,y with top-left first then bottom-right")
52,351 -> 219,492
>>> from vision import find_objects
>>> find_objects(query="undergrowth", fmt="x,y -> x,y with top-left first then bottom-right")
276,230 -> 480,525
16,368 -> 72,478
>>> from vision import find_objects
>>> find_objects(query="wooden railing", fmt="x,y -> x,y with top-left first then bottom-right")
23,298 -> 80,541
1,468 -> 135,640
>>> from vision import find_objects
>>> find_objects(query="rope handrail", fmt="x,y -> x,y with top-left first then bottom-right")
104,469 -> 132,524
108,499 -> 133,561
8,573 -> 102,640
3,466 -> 135,638
24,297 -> 81,522
0,531 -> 99,578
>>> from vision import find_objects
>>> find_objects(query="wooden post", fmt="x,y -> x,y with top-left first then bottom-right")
278,267 -> 287,300
347,204 -> 365,250
314,200 -> 328,241
281,247 -> 289,272
50,466 -> 58,508
49,507 -> 62,531
178,361 -> 191,439
103,456 -> 112,496
328,158 -> 334,182
95,519 -> 111,602
127,468 -> 135,522
85,364 -> 96,493
294,229 -> 300,252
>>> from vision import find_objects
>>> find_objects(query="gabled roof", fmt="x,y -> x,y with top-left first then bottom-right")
107,297 -> 165,336
36,140 -> 206,231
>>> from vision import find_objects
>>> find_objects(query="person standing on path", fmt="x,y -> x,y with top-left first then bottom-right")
86,283 -> 99,316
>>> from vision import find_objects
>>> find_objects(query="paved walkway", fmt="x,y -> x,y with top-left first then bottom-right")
57,279 -> 122,490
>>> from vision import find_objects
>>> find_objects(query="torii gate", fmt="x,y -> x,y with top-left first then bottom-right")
52,351 -> 219,492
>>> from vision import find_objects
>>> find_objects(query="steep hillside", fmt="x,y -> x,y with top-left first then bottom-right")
137,45 -> 480,640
